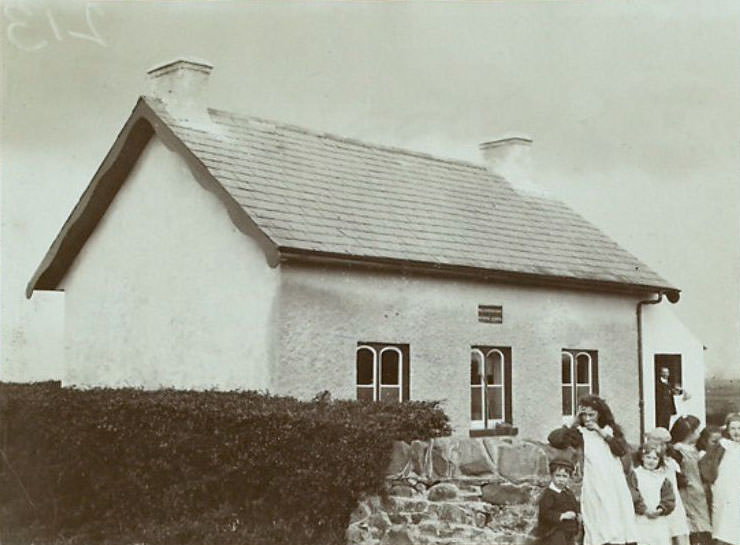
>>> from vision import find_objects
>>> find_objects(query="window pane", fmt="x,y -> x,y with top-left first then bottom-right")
486,351 -> 503,385
380,386 -> 400,403
562,353 -> 572,383
562,385 -> 573,416
357,387 -> 374,402
576,354 -> 590,384
380,350 -> 400,385
471,352 -> 483,385
487,386 -> 503,420
576,385 -> 590,406
471,385 -> 483,421
357,348 -> 375,385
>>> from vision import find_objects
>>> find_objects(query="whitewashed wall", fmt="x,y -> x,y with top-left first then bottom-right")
1,291 -> 64,382
276,263 -> 644,443
60,136 -> 278,391
642,300 -> 707,427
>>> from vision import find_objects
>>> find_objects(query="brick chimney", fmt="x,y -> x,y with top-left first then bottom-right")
147,59 -> 214,129
480,137 -> 547,196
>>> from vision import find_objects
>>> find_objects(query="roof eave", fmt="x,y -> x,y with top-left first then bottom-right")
27,98 -> 155,298
277,247 -> 681,301
27,97 -> 280,298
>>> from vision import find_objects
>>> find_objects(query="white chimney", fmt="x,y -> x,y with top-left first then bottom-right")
147,59 -> 214,129
480,137 -> 547,196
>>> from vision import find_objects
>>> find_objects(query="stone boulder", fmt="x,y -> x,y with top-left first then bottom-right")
346,522 -> 371,545
350,500 -> 371,524
429,502 -> 470,524
481,482 -> 531,505
430,437 -> 459,479
380,525 -> 414,545
388,484 -> 416,498
456,438 -> 497,476
497,441 -> 549,483
368,511 -> 392,539
387,441 -> 412,476
409,440 -> 430,478
427,482 -> 459,501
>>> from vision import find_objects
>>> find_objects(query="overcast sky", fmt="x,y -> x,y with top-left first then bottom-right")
2,0 -> 739,381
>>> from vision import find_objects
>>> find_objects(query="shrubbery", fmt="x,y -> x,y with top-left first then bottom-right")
0,382 -> 450,545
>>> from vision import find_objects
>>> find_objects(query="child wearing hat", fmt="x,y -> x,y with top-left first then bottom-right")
534,457 -> 581,545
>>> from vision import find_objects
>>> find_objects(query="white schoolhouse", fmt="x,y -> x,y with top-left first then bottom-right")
27,60 -> 705,441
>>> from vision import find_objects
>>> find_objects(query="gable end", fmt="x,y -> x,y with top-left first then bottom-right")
26,99 -> 279,298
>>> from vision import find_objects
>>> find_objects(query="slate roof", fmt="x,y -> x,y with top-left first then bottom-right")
144,97 -> 673,292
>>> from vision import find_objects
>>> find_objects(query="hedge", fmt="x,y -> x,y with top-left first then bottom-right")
0,382 -> 450,545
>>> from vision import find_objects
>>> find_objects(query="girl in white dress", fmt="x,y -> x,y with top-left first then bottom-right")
699,413 -> 740,545
646,427 -> 691,545
549,395 -> 639,545
628,442 -> 676,545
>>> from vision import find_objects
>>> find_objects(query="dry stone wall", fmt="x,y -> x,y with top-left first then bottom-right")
347,437 -> 576,545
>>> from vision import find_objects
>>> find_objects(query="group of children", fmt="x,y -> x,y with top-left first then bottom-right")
536,395 -> 740,545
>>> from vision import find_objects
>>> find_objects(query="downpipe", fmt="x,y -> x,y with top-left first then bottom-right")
636,292 -> 664,441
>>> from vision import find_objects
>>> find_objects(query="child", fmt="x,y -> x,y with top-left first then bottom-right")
629,442 -> 676,545
534,457 -> 580,545
670,417 -> 711,545
548,395 -> 638,545
694,424 -> 721,516
699,413 -> 740,545
695,425 -> 721,457
646,427 -> 690,545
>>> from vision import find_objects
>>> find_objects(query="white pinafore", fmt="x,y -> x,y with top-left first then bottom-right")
711,438 -> 740,545
633,466 -> 672,545
580,426 -> 639,545
663,457 -> 690,538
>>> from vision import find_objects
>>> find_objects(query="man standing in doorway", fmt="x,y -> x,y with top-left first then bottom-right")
656,366 -> 682,429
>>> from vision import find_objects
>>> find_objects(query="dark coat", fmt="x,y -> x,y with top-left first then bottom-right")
534,486 -> 580,545
698,443 -> 724,485
547,425 -> 634,475
697,443 -> 723,515
656,380 -> 679,422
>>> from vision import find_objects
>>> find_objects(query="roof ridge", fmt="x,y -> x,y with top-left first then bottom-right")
202,104 -> 489,172
138,95 -> 675,293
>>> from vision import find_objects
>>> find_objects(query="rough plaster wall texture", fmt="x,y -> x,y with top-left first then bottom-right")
60,136 -> 278,391
1,291 -> 64,382
278,264 -> 642,442
642,302 -> 707,425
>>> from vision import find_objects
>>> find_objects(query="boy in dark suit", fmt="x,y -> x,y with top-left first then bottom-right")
535,457 -> 580,545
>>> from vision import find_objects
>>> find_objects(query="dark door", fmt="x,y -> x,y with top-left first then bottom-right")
654,354 -> 682,427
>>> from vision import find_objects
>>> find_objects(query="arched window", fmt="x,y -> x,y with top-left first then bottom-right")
561,349 -> 599,417
356,346 -> 376,402
471,346 -> 512,430
379,347 -> 403,402
355,343 -> 409,402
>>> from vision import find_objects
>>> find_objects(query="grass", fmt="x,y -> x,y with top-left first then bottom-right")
705,377 -> 740,425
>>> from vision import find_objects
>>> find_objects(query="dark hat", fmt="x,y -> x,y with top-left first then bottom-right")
548,456 -> 575,474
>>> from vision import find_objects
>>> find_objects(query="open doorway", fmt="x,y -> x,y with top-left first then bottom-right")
654,354 -> 682,429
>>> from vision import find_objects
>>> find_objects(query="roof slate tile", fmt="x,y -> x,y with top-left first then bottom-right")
147,97 -> 673,291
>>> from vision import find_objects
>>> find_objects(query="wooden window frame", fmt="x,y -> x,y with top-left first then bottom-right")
561,349 -> 599,418
470,346 -> 513,430
356,342 -> 410,402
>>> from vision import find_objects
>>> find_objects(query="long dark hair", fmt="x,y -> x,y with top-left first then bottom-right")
577,395 -> 625,439
696,425 -> 721,452
670,416 -> 697,444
